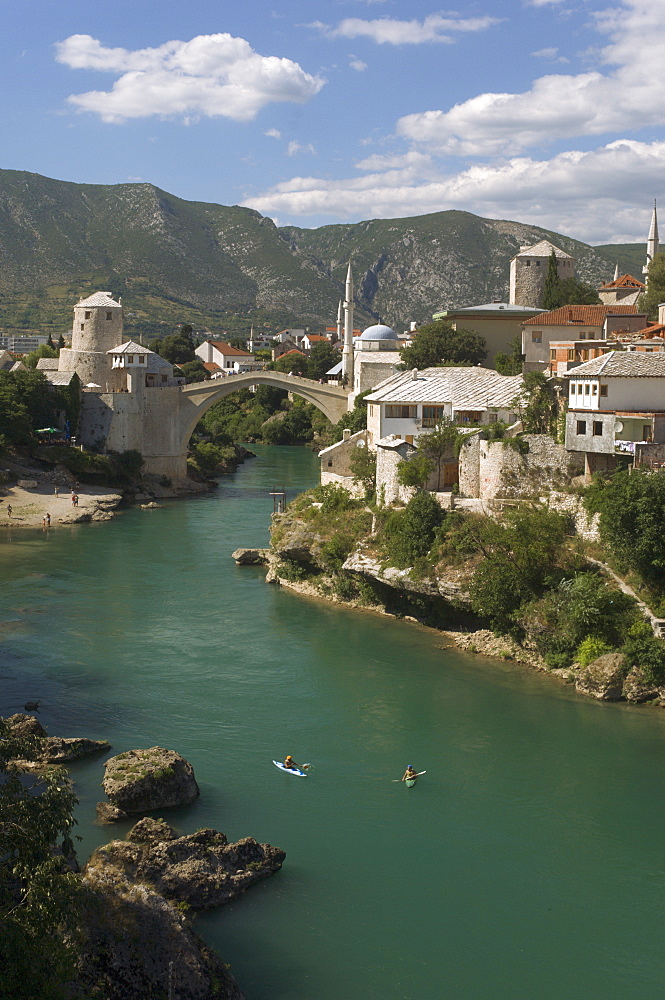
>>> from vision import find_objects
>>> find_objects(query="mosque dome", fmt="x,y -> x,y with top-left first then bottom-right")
360,324 -> 397,341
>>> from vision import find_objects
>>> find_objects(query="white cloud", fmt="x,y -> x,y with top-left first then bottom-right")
396,0 -> 665,154
287,140 -> 316,156
319,13 -> 500,46
531,47 -> 569,62
55,33 -> 325,123
242,139 -> 665,244
349,56 -> 368,72
265,128 -> 282,139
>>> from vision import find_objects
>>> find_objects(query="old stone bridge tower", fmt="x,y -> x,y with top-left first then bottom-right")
58,292 -> 350,482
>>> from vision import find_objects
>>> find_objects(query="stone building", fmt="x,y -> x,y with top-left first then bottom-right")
509,240 -> 574,308
50,292 -> 185,477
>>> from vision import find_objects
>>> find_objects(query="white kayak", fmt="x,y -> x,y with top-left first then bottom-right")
273,759 -> 308,777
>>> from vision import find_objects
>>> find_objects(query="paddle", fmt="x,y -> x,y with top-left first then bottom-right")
392,770 -> 427,781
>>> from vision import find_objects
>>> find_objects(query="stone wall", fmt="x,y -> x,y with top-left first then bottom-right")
544,491 -> 600,540
80,384 -> 188,480
375,436 -> 418,505
459,433 -> 584,499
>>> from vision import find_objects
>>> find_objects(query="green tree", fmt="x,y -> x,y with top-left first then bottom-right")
397,452 -> 435,491
47,333 -> 55,350
638,253 -> 665,319
177,360 -> 209,383
418,419 -> 460,490
512,371 -> 557,434
155,326 -> 197,364
542,250 -> 561,310
271,352 -> 308,376
541,250 -> 601,310
25,344 -> 58,369
0,720 -> 83,1000
255,384 -> 287,412
465,506 -> 570,631
494,335 -> 523,375
331,390 -> 373,441
585,469 -> 665,588
383,490 -> 445,567
349,443 -> 376,498
306,342 -> 339,380
57,334 -> 66,349
400,321 -> 487,369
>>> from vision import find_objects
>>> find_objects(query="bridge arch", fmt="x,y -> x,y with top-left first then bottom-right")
177,371 -> 350,455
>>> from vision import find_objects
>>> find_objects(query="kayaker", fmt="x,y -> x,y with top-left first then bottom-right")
284,755 -> 300,771
401,765 -> 418,782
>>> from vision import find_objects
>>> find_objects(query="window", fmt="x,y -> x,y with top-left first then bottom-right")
422,405 -> 446,427
386,404 -> 417,419
592,384 -> 598,395
139,355 -> 145,364
536,260 -> 541,266
593,421 -> 603,436
579,333 -> 586,340
488,413 -> 498,423
369,405 -> 374,417
106,312 -> 112,321
85,311 -> 91,319
584,384 -> 590,395
643,425 -> 652,441
600,384 -> 608,397
127,355 -> 134,363
550,349 -> 556,359
525,260 -> 531,266
567,349 -> 575,361
531,332 -> 542,343
576,420 -> 587,435
80,323 -> 84,331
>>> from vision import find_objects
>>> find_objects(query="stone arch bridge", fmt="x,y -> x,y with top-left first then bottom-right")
162,372 -> 350,480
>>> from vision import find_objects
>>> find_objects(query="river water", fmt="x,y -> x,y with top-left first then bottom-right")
2,445 -> 665,1000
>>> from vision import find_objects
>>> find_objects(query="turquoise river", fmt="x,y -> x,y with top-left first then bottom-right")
2,445 -> 665,999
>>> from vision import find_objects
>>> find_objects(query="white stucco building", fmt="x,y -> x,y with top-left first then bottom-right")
195,340 -> 256,372
564,352 -> 665,474
364,367 -> 523,446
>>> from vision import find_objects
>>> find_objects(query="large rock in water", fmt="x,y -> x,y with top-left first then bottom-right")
85,820 -> 286,910
575,653 -> 628,700
102,747 -> 199,814
77,870 -> 245,1000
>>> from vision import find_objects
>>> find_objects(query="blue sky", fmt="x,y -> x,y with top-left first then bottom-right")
2,0 -> 664,244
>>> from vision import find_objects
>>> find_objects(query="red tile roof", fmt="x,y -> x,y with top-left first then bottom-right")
304,334 -> 328,342
599,273 -> 645,290
280,349 -> 306,357
524,305 -> 640,326
202,361 -> 222,371
207,340 -> 252,356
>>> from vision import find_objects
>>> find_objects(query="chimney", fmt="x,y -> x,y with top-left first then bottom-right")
343,429 -> 351,441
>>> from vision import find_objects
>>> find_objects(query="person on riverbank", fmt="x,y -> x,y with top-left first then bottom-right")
402,765 -> 418,782
6,504 -> 11,518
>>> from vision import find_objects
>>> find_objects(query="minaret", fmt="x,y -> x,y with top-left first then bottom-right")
613,262 -> 620,282
342,262 -> 354,385
644,200 -> 659,281
335,299 -> 343,345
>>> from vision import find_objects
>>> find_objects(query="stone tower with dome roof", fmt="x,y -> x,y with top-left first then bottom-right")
58,291 -> 125,388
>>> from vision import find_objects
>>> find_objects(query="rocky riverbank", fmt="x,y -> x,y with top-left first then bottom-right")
232,501 -> 665,709
1,713 -> 285,1000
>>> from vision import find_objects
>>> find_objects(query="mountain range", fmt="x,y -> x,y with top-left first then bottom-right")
0,168 -> 646,339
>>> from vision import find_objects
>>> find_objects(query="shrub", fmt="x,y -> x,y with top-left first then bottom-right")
383,491 -> 445,568
313,483 -> 354,513
575,635 -> 614,667
319,534 -> 353,572
621,621 -> 665,685
276,558 -> 315,582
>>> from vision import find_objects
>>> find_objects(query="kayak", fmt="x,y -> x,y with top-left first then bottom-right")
405,776 -> 417,788
273,759 -> 307,777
